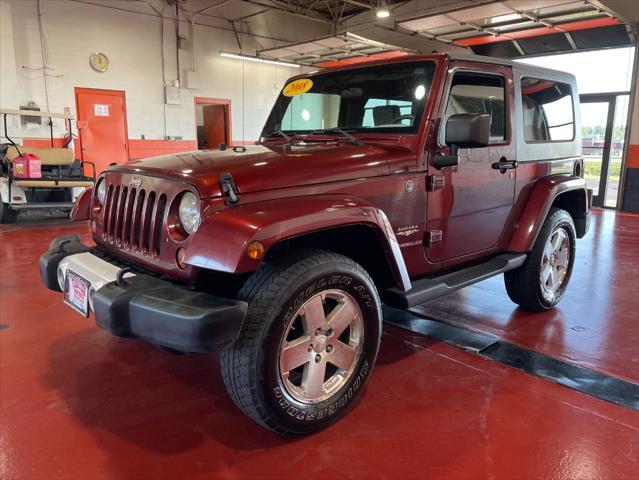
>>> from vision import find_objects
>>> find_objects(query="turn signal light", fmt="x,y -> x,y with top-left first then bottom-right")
246,241 -> 265,260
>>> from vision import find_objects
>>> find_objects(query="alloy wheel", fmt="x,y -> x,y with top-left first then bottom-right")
278,289 -> 364,404
540,226 -> 571,302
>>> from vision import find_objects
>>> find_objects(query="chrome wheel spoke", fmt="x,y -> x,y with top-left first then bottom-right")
329,342 -> 358,372
541,264 -> 553,286
303,358 -> 327,399
548,267 -> 559,291
303,294 -> 326,332
543,241 -> 554,263
326,300 -> 357,338
552,229 -> 566,251
281,338 -> 311,373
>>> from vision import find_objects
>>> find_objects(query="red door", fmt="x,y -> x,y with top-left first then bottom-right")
75,88 -> 129,174
203,104 -> 228,149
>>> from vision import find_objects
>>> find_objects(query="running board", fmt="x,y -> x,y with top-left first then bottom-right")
384,253 -> 527,309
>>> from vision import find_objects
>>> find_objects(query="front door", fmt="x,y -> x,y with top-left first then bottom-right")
75,88 -> 129,174
426,67 -> 516,263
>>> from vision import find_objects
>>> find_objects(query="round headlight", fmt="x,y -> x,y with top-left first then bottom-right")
96,179 -> 107,204
178,192 -> 200,235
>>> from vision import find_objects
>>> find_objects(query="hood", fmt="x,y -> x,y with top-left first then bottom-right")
111,143 -> 411,198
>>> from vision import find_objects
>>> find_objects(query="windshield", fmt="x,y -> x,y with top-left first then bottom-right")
262,61 -> 436,136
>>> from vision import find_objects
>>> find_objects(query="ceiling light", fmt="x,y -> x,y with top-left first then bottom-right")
376,8 -> 390,18
219,51 -> 301,68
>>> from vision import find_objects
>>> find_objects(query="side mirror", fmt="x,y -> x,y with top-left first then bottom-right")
445,113 -> 491,148
433,113 -> 491,169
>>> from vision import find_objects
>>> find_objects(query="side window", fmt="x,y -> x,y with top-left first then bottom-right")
521,77 -> 574,142
444,72 -> 506,143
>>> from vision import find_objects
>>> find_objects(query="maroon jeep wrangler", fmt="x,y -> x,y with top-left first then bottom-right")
40,53 -> 591,435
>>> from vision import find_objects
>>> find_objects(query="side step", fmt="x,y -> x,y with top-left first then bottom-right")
384,253 -> 527,309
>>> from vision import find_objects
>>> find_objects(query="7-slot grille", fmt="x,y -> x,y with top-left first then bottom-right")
102,183 -> 167,255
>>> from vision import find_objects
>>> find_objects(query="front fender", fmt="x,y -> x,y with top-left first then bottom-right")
70,186 -> 93,221
184,194 -> 411,291
508,175 -> 589,252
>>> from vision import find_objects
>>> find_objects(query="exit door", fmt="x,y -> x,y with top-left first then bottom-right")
75,88 -> 129,174
579,93 -> 629,208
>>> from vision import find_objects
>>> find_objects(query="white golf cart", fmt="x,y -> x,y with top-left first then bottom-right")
0,109 -> 96,223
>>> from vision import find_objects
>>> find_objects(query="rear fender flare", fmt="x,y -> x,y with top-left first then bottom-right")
508,175 -> 589,252
184,194 -> 411,291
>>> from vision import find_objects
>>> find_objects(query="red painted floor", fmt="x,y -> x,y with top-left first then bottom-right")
1,213 -> 638,479
412,209 -> 639,384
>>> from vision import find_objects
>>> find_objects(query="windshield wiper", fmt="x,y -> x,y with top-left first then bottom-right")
263,130 -> 295,152
264,130 -> 293,143
312,127 -> 364,146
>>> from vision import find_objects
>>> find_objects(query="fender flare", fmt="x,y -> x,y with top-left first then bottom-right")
507,175 -> 589,252
184,194 -> 412,291
70,186 -> 93,221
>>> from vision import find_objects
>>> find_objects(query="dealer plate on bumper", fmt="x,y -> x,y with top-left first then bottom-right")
64,270 -> 90,317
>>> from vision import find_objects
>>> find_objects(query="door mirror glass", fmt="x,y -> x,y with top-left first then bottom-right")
445,113 -> 491,148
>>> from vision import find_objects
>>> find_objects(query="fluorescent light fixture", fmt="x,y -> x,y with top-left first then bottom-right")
376,8 -> 390,18
220,51 -> 301,68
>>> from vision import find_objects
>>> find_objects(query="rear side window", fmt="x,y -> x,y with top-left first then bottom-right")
521,77 -> 574,142
444,72 -> 506,142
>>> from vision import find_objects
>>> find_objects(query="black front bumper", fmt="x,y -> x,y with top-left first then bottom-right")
39,235 -> 247,353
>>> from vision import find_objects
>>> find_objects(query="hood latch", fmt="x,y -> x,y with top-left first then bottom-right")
220,172 -> 240,205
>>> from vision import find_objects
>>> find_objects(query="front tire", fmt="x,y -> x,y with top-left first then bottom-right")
220,250 -> 381,435
504,208 -> 576,311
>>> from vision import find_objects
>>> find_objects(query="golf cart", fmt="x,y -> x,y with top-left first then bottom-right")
1,109 -> 96,223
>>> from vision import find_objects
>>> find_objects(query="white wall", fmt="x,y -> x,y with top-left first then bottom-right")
0,0 -> 303,144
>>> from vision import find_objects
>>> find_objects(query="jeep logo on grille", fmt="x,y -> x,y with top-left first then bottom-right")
129,177 -> 142,188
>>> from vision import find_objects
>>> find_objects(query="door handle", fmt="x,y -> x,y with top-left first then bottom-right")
491,160 -> 518,173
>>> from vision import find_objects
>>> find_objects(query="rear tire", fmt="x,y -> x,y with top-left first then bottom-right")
220,249 -> 381,435
504,208 -> 576,311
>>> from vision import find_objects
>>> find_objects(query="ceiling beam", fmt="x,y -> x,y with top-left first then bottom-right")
240,0 -> 333,24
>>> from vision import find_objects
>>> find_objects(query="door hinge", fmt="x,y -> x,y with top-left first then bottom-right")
426,174 -> 445,192
425,230 -> 443,246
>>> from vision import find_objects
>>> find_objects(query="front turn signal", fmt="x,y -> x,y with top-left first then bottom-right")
246,241 -> 265,260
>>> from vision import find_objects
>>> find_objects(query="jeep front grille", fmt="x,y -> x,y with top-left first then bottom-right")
102,184 -> 167,255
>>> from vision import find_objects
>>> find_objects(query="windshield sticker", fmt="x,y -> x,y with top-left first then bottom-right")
283,78 -> 313,97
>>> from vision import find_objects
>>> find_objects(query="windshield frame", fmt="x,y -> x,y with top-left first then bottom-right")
261,59 -> 438,139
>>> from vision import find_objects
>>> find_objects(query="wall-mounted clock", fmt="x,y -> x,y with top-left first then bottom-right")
89,52 -> 109,73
